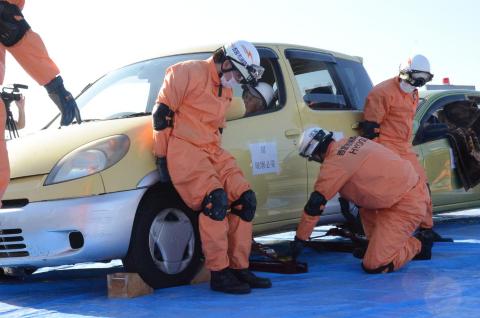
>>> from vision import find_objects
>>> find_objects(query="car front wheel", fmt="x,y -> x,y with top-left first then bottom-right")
123,184 -> 202,289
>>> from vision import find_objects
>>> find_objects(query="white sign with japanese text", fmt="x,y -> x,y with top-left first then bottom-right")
249,142 -> 280,176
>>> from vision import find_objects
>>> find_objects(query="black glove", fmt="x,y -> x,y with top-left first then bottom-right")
156,157 -> 170,183
290,236 -> 306,259
44,76 -> 81,126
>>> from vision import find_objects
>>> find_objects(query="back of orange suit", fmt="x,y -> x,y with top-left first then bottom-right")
363,76 -> 433,229
1,0 -> 61,207
296,136 -> 427,272
152,57 -> 252,272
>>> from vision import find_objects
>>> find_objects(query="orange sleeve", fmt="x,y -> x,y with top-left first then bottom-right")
313,161 -> 350,201
153,63 -> 191,157
363,91 -> 389,124
156,64 -> 190,111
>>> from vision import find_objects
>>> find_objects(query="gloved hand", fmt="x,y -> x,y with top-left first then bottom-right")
44,76 -> 82,126
156,157 -> 171,183
290,236 -> 306,259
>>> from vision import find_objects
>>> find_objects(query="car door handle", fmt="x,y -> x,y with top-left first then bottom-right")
284,128 -> 301,138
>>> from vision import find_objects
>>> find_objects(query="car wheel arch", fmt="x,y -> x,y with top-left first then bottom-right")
123,182 -> 203,289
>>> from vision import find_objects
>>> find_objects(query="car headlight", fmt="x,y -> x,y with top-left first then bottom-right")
44,135 -> 130,185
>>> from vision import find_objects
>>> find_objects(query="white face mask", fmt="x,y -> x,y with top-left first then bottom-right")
400,80 -> 416,94
221,72 -> 239,88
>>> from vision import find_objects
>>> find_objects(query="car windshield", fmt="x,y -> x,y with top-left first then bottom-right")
46,52 -> 211,127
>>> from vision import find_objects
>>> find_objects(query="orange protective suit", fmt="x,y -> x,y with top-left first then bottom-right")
152,57 -> 252,271
363,76 -> 433,229
296,137 -> 427,272
0,0 -> 60,208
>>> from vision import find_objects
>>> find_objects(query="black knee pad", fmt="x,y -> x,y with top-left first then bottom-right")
202,189 -> 228,221
0,1 -> 30,47
361,261 -> 394,274
231,190 -> 257,222
304,191 -> 327,216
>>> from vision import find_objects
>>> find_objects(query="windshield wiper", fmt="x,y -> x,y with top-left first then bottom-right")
71,118 -> 103,124
117,112 -> 151,118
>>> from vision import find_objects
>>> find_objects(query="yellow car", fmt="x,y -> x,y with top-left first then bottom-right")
2,43 -> 477,288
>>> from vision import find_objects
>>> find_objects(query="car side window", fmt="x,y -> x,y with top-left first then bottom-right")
414,95 -> 479,145
285,49 -> 347,110
227,47 -> 286,121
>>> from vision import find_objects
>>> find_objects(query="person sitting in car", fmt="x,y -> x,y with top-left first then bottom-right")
242,82 -> 274,115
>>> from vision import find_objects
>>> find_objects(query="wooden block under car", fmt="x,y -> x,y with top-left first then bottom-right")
107,272 -> 153,298
190,264 -> 211,285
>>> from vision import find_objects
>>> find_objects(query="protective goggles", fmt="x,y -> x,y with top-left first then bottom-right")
226,57 -> 264,85
300,129 -> 334,159
299,129 -> 323,158
404,70 -> 434,87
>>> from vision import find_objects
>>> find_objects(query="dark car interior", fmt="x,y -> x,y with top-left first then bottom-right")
416,95 -> 480,190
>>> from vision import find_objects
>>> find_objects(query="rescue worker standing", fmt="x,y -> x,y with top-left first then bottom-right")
0,0 -> 79,207
291,127 -> 433,273
152,40 -> 272,294
362,55 -> 435,237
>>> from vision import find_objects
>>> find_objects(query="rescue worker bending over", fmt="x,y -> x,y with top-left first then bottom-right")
362,55 -> 436,239
152,40 -> 271,294
0,0 -> 79,208
291,127 -> 434,274
242,81 -> 274,115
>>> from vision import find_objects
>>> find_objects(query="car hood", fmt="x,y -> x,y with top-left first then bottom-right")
6,120 -> 144,179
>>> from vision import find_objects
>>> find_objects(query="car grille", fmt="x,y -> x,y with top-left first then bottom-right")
0,229 -> 29,258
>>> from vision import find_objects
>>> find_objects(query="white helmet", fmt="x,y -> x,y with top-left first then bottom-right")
399,54 -> 433,87
223,40 -> 264,85
246,82 -> 274,107
298,127 -> 333,162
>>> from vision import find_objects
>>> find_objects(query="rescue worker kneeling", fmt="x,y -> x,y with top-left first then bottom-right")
152,40 -> 271,294
291,127 -> 434,273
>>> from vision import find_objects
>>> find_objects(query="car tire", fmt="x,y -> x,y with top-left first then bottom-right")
123,184 -> 202,289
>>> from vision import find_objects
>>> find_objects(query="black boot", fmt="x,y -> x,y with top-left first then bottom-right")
210,268 -> 251,294
419,227 -> 453,242
352,246 -> 366,259
413,229 -> 434,260
290,236 -> 306,260
230,268 -> 272,289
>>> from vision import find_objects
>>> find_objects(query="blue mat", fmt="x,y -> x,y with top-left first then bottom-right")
1,215 -> 479,318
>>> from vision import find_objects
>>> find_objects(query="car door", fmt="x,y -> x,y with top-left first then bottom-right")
413,91 -> 480,209
221,46 -> 307,231
281,47 -> 373,218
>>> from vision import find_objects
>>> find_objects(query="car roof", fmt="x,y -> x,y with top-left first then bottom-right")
142,42 -> 364,64
419,89 -> 480,99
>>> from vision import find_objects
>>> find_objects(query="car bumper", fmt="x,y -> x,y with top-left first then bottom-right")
0,189 -> 146,268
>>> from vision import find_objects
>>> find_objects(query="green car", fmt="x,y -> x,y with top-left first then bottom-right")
414,89 -> 480,212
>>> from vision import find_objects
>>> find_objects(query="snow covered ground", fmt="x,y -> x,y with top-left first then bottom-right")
1,210 -> 479,318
